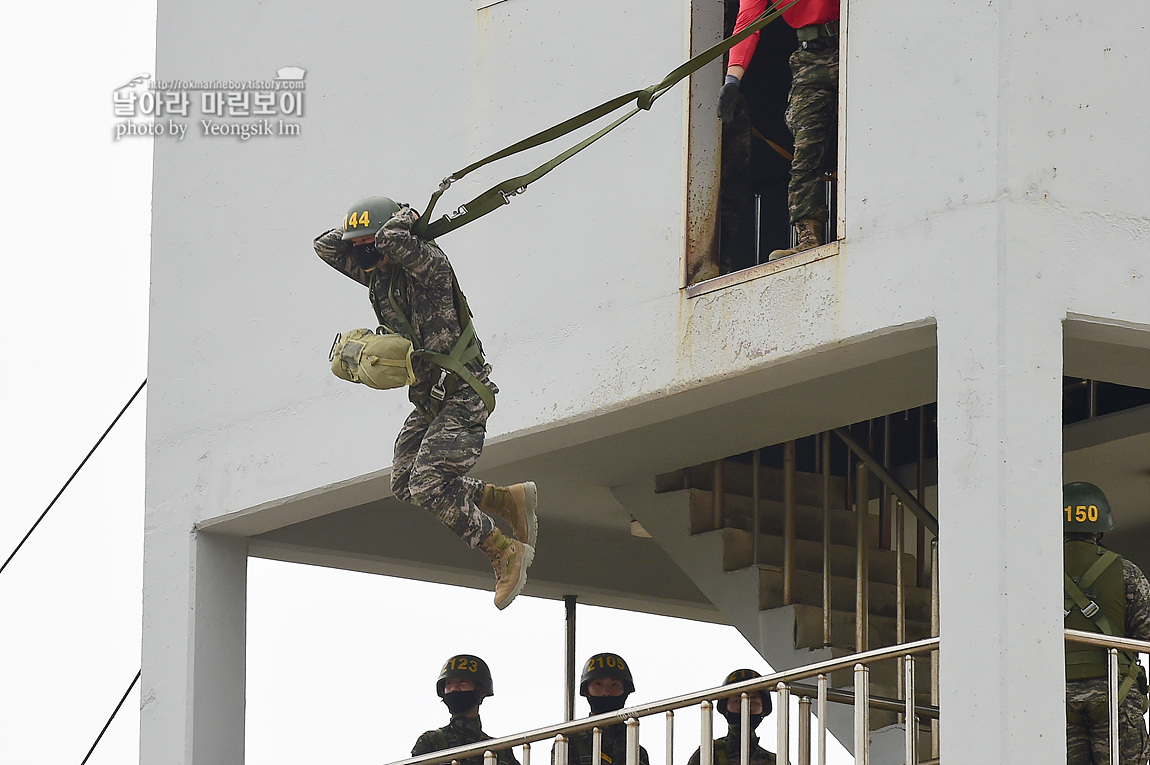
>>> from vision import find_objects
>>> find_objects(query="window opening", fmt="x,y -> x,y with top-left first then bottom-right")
718,0 -> 839,276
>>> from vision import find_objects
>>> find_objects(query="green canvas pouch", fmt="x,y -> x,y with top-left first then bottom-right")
329,328 -> 416,390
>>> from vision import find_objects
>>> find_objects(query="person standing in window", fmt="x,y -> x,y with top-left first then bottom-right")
719,0 -> 840,260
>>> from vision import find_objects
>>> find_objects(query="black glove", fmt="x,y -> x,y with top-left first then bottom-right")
718,75 -> 741,123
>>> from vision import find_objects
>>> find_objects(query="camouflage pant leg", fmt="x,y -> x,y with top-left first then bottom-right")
784,46 -> 839,224
1067,679 -> 1150,764
392,408 -> 430,504
403,387 -> 495,549
394,405 -> 484,508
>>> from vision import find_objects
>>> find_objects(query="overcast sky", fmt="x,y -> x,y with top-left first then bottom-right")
0,3 -> 855,765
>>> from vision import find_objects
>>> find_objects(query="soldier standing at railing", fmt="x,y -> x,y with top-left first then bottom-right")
555,653 -> 650,765
686,669 -> 778,765
411,654 -> 520,765
1063,482 -> 1150,764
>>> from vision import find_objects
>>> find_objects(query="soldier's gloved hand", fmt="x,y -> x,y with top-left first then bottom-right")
718,75 -> 741,123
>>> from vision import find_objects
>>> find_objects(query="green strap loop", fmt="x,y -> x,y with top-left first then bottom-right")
412,0 -> 802,240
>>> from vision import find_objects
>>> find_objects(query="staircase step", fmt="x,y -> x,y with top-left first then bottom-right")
789,603 -> 932,652
722,528 -> 917,586
688,489 -> 880,548
755,566 -> 932,622
657,462 -> 849,508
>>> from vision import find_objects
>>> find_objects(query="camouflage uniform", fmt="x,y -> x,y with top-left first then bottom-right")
314,206 -> 499,549
687,730 -> 778,765
412,715 -> 520,765
554,723 -> 650,765
784,45 -> 837,224
1066,556 -> 1150,765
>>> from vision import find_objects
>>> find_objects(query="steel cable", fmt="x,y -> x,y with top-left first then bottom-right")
1,378 -> 147,576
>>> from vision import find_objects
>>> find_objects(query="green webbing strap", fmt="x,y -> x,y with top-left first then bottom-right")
412,0 -> 802,241
383,270 -> 419,344
1079,548 -> 1119,593
434,729 -> 449,752
385,267 -> 496,414
1065,572 -> 1122,638
1064,550 -> 1123,638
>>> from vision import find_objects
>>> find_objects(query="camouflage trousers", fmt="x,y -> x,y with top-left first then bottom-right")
391,386 -> 494,549
784,45 -> 838,224
1067,678 -> 1150,764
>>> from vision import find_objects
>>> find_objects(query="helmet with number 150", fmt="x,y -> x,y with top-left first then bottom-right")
340,196 -> 400,241
1063,481 -> 1114,533
579,652 -> 635,697
436,654 -> 494,698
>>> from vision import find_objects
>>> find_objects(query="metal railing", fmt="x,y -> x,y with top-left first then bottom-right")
384,638 -> 939,765
707,415 -> 939,661
1065,629 -> 1150,765
698,415 -> 942,759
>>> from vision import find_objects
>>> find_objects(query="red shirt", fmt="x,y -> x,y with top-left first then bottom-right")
728,0 -> 840,70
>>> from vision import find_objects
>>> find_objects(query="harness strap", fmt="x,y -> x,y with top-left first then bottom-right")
1064,549 -> 1123,638
1080,549 -> 1120,592
384,268 -> 496,415
411,0 -> 803,241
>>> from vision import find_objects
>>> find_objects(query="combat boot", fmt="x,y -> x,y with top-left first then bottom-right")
480,482 -> 538,547
477,528 -> 535,610
768,218 -> 824,261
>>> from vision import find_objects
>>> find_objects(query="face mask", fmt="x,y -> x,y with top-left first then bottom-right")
443,689 -> 483,715
351,242 -> 379,269
587,694 -> 628,715
723,710 -> 764,731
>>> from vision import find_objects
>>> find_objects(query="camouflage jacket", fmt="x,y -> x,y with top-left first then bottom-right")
555,722 -> 650,765
313,205 -> 495,403
686,730 -> 778,765
411,715 -> 520,765
1123,558 -> 1150,642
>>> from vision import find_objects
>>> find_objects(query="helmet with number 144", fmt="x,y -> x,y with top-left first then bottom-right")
340,195 -> 400,242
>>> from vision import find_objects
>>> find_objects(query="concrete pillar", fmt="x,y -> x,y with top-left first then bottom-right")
141,529 -> 247,764
935,249 -> 1065,762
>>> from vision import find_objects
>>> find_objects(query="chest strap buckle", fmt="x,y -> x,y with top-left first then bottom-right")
431,369 -> 449,401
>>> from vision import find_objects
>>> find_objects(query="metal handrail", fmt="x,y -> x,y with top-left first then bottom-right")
1065,629 -> 1150,765
1065,629 -> 1150,653
786,682 -> 939,720
831,428 -> 938,535
384,637 -> 940,765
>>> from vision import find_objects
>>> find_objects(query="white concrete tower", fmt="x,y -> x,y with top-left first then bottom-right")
143,1 -> 1150,763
